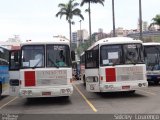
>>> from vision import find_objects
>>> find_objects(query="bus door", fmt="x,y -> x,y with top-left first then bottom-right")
9,50 -> 20,96
85,50 -> 100,92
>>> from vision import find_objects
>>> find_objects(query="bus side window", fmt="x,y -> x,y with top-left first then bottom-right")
144,49 -> 147,58
9,51 -> 20,70
85,50 -> 99,68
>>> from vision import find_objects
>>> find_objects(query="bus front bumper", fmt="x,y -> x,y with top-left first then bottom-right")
19,85 -> 73,98
99,81 -> 148,92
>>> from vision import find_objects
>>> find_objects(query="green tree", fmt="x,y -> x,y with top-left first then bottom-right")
56,0 -> 84,47
80,0 -> 105,45
149,14 -> 160,29
76,40 -> 90,57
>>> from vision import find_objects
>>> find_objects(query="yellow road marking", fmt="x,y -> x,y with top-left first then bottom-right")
137,89 -> 156,96
0,97 -> 18,110
73,84 -> 97,112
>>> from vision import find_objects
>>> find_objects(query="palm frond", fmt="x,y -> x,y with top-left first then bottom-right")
73,2 -> 79,8
80,0 -> 90,6
58,3 -> 66,8
81,0 -> 105,6
148,23 -> 155,29
56,12 -> 67,19
91,0 -> 104,6
151,14 -> 160,26
85,9 -> 89,12
78,14 -> 84,20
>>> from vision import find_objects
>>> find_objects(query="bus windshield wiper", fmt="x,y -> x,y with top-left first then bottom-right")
130,60 -> 137,65
48,57 -> 59,68
53,62 -> 59,68
31,59 -> 42,69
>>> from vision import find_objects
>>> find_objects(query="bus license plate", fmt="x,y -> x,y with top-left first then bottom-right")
122,85 -> 130,89
11,86 -> 16,92
42,92 -> 51,96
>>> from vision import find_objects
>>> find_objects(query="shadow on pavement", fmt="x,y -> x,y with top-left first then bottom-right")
95,91 -> 147,99
148,81 -> 160,87
0,95 -> 8,100
24,96 -> 72,106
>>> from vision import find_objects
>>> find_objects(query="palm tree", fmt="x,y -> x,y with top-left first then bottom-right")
56,0 -> 84,47
112,0 -> 115,37
149,14 -> 160,30
152,14 -> 160,26
80,0 -> 105,45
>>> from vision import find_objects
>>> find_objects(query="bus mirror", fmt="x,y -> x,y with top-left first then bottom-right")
71,51 -> 75,61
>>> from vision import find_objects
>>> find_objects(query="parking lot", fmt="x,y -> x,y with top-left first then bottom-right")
1,81 -> 160,115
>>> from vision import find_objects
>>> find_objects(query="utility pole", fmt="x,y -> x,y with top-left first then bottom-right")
139,0 -> 143,41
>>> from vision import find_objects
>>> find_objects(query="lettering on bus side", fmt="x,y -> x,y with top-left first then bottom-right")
36,70 -> 67,80
118,66 -> 143,74
41,70 -> 67,75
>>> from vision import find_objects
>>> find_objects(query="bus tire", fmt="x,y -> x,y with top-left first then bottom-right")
62,96 -> 69,99
83,76 -> 86,86
154,81 -> 159,85
127,90 -> 135,94
27,98 -> 33,103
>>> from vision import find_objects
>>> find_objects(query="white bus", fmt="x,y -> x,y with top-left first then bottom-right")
143,42 -> 160,85
82,37 -> 148,93
9,37 -> 74,98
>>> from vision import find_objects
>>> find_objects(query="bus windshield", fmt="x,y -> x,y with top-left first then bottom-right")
21,45 -> 45,68
100,43 -> 144,66
144,45 -> 160,71
21,44 -> 71,68
46,45 -> 71,67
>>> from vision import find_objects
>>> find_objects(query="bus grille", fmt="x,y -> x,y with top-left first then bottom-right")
117,74 -> 144,81
116,66 -> 144,81
36,70 -> 68,86
37,78 -> 67,86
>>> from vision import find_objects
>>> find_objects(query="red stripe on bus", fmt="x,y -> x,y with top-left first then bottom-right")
105,68 -> 116,82
24,71 -> 36,87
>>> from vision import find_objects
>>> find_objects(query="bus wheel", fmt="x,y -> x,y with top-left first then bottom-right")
127,90 -> 135,94
62,96 -> 69,99
83,76 -> 86,86
154,81 -> 159,85
83,81 -> 86,86
26,98 -> 34,103
0,83 -> 2,99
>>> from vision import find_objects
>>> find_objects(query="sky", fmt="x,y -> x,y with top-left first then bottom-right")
0,0 -> 160,42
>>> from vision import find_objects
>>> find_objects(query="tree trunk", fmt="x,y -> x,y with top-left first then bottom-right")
69,20 -> 72,48
112,0 -> 116,37
88,2 -> 92,46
